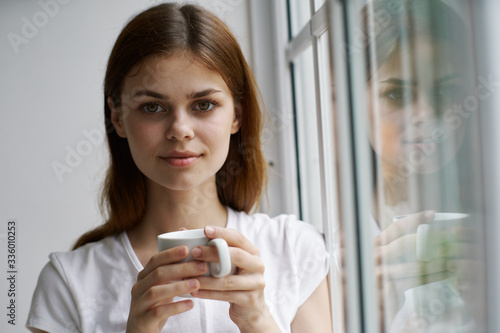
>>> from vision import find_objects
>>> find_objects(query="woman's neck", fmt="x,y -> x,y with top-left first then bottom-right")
374,164 -> 417,229
375,163 -> 444,229
127,178 -> 228,261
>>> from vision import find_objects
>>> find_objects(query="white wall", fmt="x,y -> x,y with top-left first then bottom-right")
0,0 -> 254,331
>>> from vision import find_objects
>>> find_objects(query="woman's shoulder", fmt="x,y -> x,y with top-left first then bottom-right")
46,233 -> 132,282
50,233 -> 121,262
228,208 -> 325,245
29,233 -> 137,332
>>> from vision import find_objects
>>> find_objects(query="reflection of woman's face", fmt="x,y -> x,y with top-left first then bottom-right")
368,41 -> 466,175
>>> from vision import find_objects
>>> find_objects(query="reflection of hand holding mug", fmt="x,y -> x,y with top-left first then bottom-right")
393,212 -> 469,261
392,213 -> 469,324
158,229 -> 232,277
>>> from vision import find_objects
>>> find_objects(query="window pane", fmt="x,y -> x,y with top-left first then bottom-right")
288,0 -> 311,37
314,0 -> 326,12
293,46 -> 323,231
336,0 -> 487,331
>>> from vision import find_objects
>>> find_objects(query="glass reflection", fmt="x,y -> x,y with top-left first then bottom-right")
361,0 -> 485,331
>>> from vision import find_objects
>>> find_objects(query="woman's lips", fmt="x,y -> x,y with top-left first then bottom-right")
402,138 -> 437,151
160,151 -> 202,167
162,156 -> 200,167
404,135 -> 434,144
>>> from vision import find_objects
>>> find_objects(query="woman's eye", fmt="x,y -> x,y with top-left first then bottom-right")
142,103 -> 164,113
383,88 -> 412,101
195,101 -> 215,112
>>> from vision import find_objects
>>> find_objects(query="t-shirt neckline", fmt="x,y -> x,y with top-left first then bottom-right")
120,207 -> 236,272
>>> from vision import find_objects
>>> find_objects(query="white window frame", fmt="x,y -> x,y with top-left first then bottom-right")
252,1 -> 500,332
249,0 -> 300,217
281,0 -> 337,229
251,0 -> 375,331
251,0 -> 340,330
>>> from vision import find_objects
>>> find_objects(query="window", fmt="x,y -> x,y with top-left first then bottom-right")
286,1 -> 334,231
283,0 -> 339,326
329,0 -> 488,331
275,0 -> 492,331
288,0 -> 312,38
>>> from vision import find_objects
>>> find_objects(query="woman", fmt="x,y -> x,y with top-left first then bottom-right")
363,0 -> 482,331
26,3 -> 331,333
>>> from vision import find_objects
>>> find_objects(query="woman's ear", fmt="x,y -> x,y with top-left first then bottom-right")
107,96 -> 127,138
231,101 -> 242,134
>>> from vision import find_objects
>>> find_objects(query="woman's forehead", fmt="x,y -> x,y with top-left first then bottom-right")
122,53 -> 228,93
126,53 -> 201,78
373,41 -> 461,83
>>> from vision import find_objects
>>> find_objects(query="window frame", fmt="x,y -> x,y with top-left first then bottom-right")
269,0 -> 378,331
259,0 -> 496,332
273,0 -> 340,329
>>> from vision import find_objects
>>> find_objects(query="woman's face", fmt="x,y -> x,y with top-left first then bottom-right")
367,41 -> 466,175
110,52 -> 241,192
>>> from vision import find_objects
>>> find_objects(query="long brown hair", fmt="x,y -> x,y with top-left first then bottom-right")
73,3 -> 267,249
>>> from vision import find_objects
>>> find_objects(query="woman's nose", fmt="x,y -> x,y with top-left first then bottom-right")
411,94 -> 436,126
165,111 -> 195,141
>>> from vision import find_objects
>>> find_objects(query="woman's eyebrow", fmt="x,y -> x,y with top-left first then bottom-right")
379,78 -> 416,86
187,88 -> 223,99
379,74 -> 460,85
131,88 -> 223,100
132,89 -> 168,100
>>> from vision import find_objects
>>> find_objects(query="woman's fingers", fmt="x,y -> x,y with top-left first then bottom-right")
134,260 -> 208,297
193,245 -> 264,273
134,279 -> 200,312
375,210 -> 435,246
191,288 -> 263,305
138,246 -> 190,280
189,227 -> 270,317
377,234 -> 417,263
141,299 -> 194,325
128,293 -> 195,332
447,259 -> 483,281
451,226 -> 475,242
204,226 -> 260,256
190,246 -> 267,304
195,273 -> 265,292
377,230 -> 474,264
377,259 -> 448,280
127,265 -> 201,331
382,271 -> 453,294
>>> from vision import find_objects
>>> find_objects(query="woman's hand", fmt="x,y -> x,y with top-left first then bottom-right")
126,245 -> 207,333
374,210 -> 475,328
190,226 -> 281,333
444,227 -> 485,327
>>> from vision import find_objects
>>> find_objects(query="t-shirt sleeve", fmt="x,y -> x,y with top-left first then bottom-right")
26,255 -> 81,333
285,218 -> 330,307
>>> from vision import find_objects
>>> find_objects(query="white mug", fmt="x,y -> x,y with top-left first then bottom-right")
392,213 -> 468,318
393,212 -> 469,261
157,229 -> 232,277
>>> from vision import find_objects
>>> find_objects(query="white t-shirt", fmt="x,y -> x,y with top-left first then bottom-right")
26,208 -> 329,333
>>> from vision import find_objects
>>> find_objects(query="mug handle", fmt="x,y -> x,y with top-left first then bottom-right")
207,238 -> 232,277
